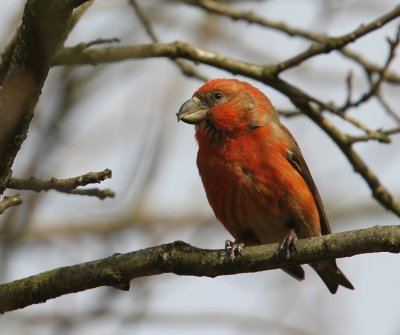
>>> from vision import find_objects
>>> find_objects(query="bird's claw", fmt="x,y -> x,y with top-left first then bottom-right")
279,228 -> 298,261
225,240 -> 244,260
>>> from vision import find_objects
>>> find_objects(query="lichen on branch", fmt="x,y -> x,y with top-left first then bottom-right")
0,225 -> 399,314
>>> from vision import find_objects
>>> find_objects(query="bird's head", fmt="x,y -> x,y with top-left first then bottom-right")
177,78 -> 278,139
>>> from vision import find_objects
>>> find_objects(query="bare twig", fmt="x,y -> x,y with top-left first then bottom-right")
7,169 -> 114,199
377,91 -> 400,124
273,5 -> 400,73
322,101 -> 391,143
270,77 -> 400,216
66,187 -> 115,199
68,0 -> 94,33
343,26 -> 400,110
183,0 -> 400,84
129,0 -> 207,81
0,225 -> 399,313
344,71 -> 354,108
0,194 -> 22,214
71,38 -> 121,50
128,0 -> 158,41
277,109 -> 302,118
347,127 -> 400,144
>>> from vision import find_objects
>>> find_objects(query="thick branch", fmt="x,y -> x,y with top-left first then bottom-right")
0,225 -> 399,314
0,0 -> 89,194
53,41 -> 265,77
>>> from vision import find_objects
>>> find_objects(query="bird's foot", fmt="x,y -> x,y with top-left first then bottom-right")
225,240 -> 244,260
279,228 -> 298,261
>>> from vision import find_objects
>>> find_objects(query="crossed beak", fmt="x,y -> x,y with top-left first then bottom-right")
177,96 -> 208,124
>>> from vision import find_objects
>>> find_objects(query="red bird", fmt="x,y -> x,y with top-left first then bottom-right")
177,78 -> 354,294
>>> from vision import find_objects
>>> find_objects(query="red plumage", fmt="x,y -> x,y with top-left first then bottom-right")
178,78 -> 353,294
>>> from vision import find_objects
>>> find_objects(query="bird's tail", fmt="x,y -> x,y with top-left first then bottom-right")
282,265 -> 305,282
311,260 -> 354,294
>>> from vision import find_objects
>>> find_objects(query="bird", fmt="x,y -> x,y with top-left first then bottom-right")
177,78 -> 354,294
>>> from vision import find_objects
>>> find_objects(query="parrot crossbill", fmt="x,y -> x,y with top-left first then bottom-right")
177,78 -> 354,294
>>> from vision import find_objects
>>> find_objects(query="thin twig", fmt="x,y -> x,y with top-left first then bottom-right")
68,0 -> 94,34
71,38 -> 121,50
66,188 -> 115,199
129,0 -> 208,81
271,77 -> 400,216
273,5 -> 400,73
7,169 -> 114,199
183,0 -> 400,84
321,101 -> 391,143
347,127 -> 400,144
377,91 -> 400,124
0,194 -> 22,214
277,109 -> 302,118
344,70 -> 353,108
343,25 -> 400,110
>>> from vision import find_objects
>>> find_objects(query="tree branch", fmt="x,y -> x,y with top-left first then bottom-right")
128,0 -> 207,81
342,25 -> 400,110
377,92 -> 400,124
183,0 -> 400,84
347,127 -> 400,144
0,194 -> 23,214
7,169 -> 114,199
273,4 -> 400,73
0,0 -> 89,195
0,225 -> 399,314
269,77 -> 400,216
53,41 -> 265,74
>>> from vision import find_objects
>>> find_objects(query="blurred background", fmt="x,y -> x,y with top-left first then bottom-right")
1,0 -> 400,334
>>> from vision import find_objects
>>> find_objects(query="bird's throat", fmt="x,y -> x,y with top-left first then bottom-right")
195,120 -> 225,143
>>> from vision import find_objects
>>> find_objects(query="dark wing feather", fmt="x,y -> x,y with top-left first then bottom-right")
283,128 -> 331,235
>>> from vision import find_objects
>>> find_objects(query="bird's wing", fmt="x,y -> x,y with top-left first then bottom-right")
283,129 -> 332,235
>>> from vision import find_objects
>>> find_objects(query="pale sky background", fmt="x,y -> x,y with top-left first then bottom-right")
1,1 -> 400,334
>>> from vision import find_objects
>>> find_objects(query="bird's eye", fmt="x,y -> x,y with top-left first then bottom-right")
213,92 -> 222,100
